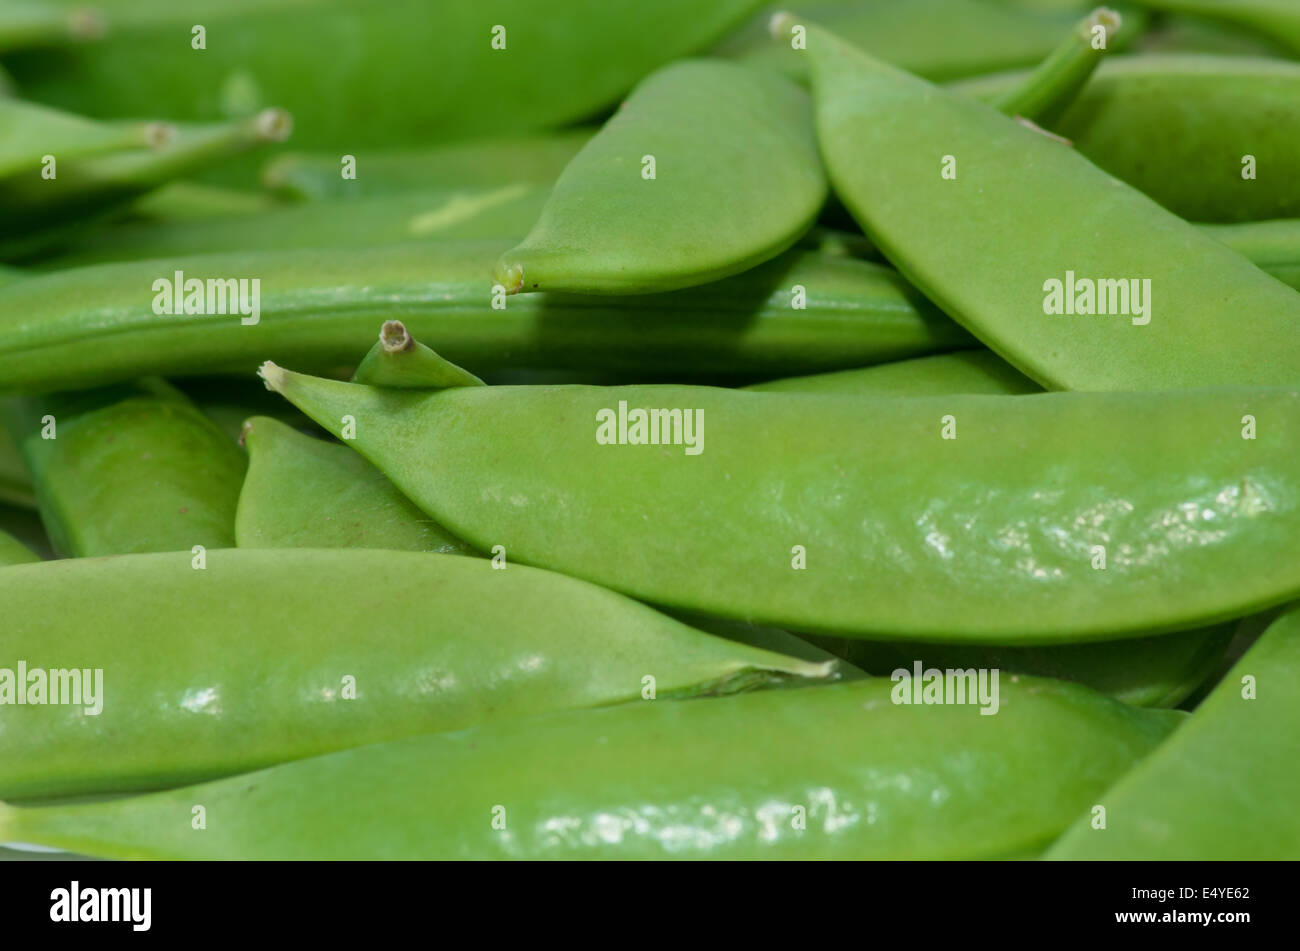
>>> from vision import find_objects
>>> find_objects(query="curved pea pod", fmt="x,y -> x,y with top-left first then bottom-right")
1048,605 -> 1300,858
262,131 -> 595,200
0,1 -> 103,53
956,55 -> 1300,223
746,350 -> 1041,394
34,185 -> 550,270
1202,219 -> 1300,291
8,0 -> 763,150
496,59 -> 826,295
0,96 -> 168,178
0,527 -> 38,567
0,108 -> 292,261
0,548 -> 831,800
236,416 -> 471,554
722,0 -> 1135,82
1,380 -> 246,556
351,320 -> 485,389
1127,0 -> 1300,53
262,364 -> 1300,643
0,676 -> 1182,859
0,242 -> 972,394
796,21 -> 1300,390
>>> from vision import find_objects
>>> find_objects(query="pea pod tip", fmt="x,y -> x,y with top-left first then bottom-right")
493,259 -> 525,295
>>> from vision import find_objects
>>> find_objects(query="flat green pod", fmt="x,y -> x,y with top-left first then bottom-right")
746,350 -> 1041,394
263,364 -> 1300,643
0,527 -> 38,566
1203,219 -> 1300,291
0,96 -> 166,178
0,548 -> 831,800
1048,605 -> 1300,858
795,20 -> 1300,390
0,675 -> 1181,859
236,416 -> 472,554
0,242 -> 972,393
496,59 -> 826,295
2,380 -> 246,556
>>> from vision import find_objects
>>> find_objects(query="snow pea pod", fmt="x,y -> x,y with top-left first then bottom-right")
0,527 -> 37,567
0,242 -> 971,393
34,185 -> 550,270
794,19 -> 1300,390
1202,219 -> 1300,291
1127,0 -> 1300,53
235,416 -> 471,555
955,55 -> 1300,222
263,131 -> 595,200
746,350 -> 1041,394
0,96 -> 167,178
261,363 -> 1300,642
0,675 -> 1181,859
0,1 -> 102,52
0,548 -> 827,801
351,320 -> 485,390
8,0 -> 763,150
2,380 -> 245,556
496,59 -> 826,295
1048,605 -> 1300,858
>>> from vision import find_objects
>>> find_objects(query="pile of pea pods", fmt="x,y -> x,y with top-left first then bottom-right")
0,0 -> 1297,862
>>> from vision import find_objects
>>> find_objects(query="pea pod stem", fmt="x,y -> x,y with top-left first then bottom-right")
993,7 -> 1122,126
0,2 -> 103,52
351,320 -> 485,389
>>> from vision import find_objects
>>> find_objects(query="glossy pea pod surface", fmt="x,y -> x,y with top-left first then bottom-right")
0,676 -> 1182,859
496,58 -> 826,295
0,241 -> 972,393
0,548 -> 828,800
2,380 -> 246,556
796,22 -> 1300,390
1048,604 -> 1300,858
263,366 -> 1300,642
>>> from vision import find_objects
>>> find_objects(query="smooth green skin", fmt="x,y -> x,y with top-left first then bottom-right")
351,321 -> 486,389
0,241 -> 971,394
34,185 -> 550,270
0,502 -> 52,559
263,131 -> 595,200
746,350 -> 1041,395
264,366 -> 1300,643
0,96 -> 158,178
806,625 -> 1234,708
1048,605 -> 1300,858
3,381 -> 246,556
801,26 -> 1300,391
0,1 -> 102,53
0,527 -> 38,566
0,419 -> 34,508
1128,0 -> 1300,53
0,548 -> 827,801
1203,219 -> 1300,292
129,180 -> 283,221
1138,11 -> 1294,56
957,55 -> 1300,223
722,0 -> 1116,82
235,416 -> 472,555
8,0 -> 762,150
1,109 -> 290,261
497,59 -> 826,295
0,676 -> 1181,859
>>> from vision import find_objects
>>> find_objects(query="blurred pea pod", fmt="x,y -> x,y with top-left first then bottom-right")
1126,0 -> 1300,53
0,242 -> 973,393
0,108 -> 292,261
1,380 -> 246,556
957,55 -> 1300,222
495,59 -> 826,295
0,548 -> 832,800
7,0 -> 765,150
0,1 -> 103,53
1203,219 -> 1300,291
0,676 -> 1181,859
0,527 -> 38,566
0,96 -> 169,177
262,131 -> 595,200
129,181 -> 283,222
1048,604 -> 1300,858
0,420 -> 34,508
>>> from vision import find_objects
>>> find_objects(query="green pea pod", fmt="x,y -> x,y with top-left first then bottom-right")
1202,219 -> 1300,291
0,675 -> 1182,859
0,548 -> 831,800
1138,11 -> 1293,56
262,131 -> 595,200
0,96 -> 169,178
955,55 -> 1300,222
0,502 -> 52,559
746,350 -> 1041,394
0,1 -> 103,53
35,185 -> 550,271
794,18 -> 1300,390
2,380 -> 246,556
0,527 -> 38,567
1048,605 -> 1300,858
236,416 -> 472,554
351,320 -> 485,389
0,419 -> 34,508
496,59 -> 826,295
0,242 -> 972,393
261,362 -> 1300,642
1127,0 -> 1300,53
8,0 -> 763,150
129,181 -> 284,222
723,0 -> 1131,82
